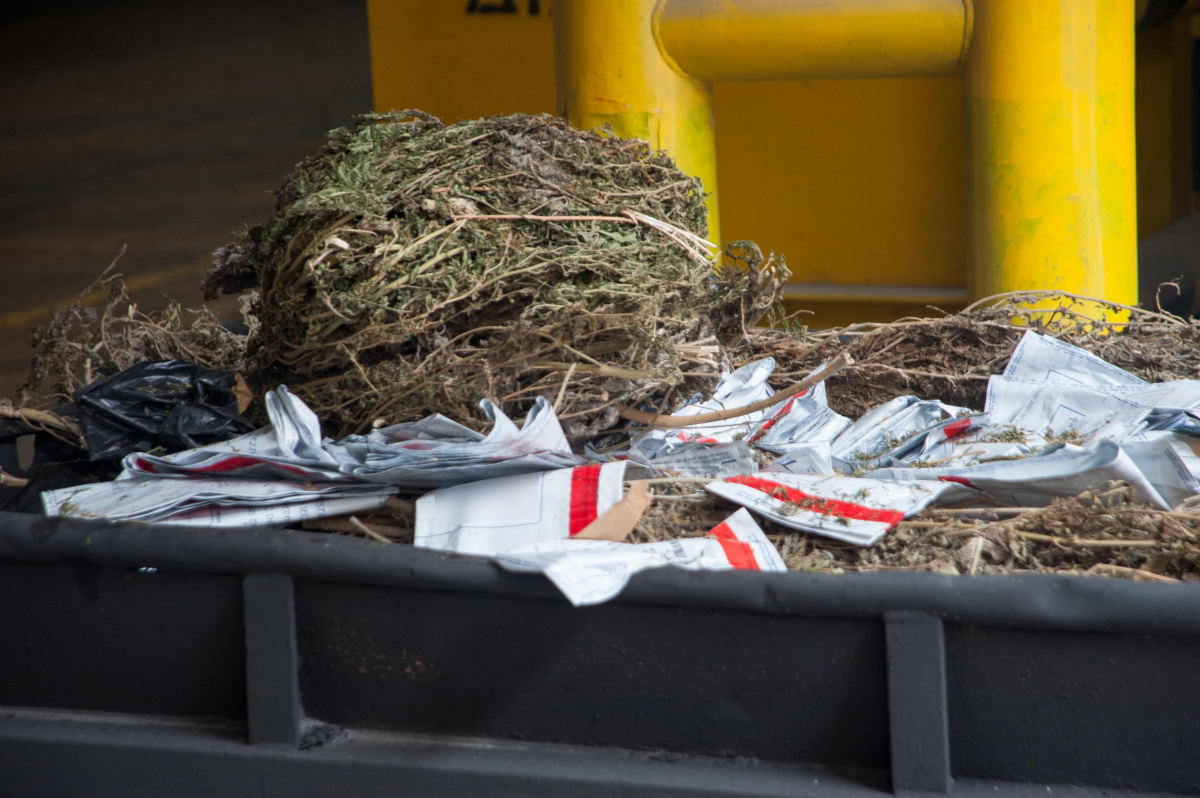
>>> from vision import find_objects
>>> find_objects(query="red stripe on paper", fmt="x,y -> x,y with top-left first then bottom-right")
724,476 -> 905,525
938,475 -> 974,488
750,396 -> 797,442
941,417 -> 973,439
707,521 -> 759,570
568,465 -> 602,536
136,455 -> 315,478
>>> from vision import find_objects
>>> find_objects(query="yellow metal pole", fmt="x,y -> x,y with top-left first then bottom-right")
656,0 -> 973,81
552,0 -> 721,242
963,0 -> 1138,305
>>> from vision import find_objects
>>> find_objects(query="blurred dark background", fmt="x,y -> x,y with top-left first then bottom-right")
0,0 -> 373,399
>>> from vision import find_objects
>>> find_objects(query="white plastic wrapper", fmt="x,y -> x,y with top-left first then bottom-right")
642,358 -> 776,446
866,440 -> 1170,509
414,461 -> 628,556
828,396 -> 970,472
495,508 -> 785,606
41,477 -> 395,526
706,473 -> 951,546
124,389 -> 586,489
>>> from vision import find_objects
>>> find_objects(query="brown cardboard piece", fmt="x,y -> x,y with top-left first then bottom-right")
573,480 -> 652,542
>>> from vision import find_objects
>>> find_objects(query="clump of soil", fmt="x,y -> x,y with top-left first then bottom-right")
203,111 -> 785,436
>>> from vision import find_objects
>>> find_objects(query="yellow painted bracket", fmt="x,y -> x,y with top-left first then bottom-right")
553,0 -> 1138,307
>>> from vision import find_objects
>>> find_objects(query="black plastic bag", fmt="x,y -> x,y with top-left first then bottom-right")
73,360 -> 255,461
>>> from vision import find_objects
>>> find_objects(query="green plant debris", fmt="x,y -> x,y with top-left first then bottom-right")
979,425 -> 1027,444
203,111 -> 785,436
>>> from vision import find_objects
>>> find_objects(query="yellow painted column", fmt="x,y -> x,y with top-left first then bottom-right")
964,0 -> 1138,304
552,0 -> 720,242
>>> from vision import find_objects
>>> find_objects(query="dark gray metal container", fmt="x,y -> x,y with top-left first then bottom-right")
1,512 -> 1198,797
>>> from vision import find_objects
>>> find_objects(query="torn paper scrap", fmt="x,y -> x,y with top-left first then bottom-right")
122,385 -> 347,481
643,358 -> 776,445
865,440 -> 1170,509
155,495 -> 392,528
42,477 -> 395,526
1004,330 -> 1147,387
127,390 -> 587,489
760,442 -> 835,476
984,377 -> 1150,438
705,507 -> 788,571
629,440 -> 758,478
754,395 -> 851,452
414,461 -> 628,556
371,413 -> 485,443
329,396 -> 588,487
887,415 -> 1038,468
829,396 -> 970,472
495,508 -> 784,606
706,473 -> 951,546
1117,432 -> 1200,509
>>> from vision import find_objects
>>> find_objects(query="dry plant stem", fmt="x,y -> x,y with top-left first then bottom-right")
1013,532 -> 1159,548
11,407 -> 79,434
453,214 -> 632,223
617,352 -> 852,428
534,361 -> 655,380
553,362 -> 576,412
349,516 -> 393,543
1085,563 -> 1179,583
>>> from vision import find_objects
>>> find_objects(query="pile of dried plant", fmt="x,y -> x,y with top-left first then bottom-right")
19,251 -> 246,407
204,111 -> 784,437
747,291 -> 1200,418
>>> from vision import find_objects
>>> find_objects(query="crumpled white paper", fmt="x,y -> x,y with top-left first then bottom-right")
706,472 -> 952,546
495,508 -> 785,606
123,389 -> 587,489
42,477 -> 395,527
